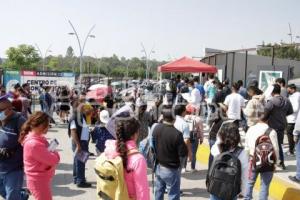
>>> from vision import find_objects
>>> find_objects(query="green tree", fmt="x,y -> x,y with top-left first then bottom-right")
65,46 -> 74,58
5,44 -> 40,70
257,43 -> 300,60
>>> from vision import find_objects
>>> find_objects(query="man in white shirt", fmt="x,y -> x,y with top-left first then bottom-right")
289,104 -> 300,184
223,82 -> 245,120
244,116 -> 279,200
286,84 -> 300,156
187,81 -> 201,114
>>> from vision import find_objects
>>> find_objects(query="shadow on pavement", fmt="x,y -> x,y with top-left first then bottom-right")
52,186 -> 85,197
52,173 -> 74,185
182,188 -> 210,198
57,163 -> 73,171
181,170 -> 207,181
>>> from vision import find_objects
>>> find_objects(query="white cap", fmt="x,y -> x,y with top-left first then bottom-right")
99,110 -> 110,124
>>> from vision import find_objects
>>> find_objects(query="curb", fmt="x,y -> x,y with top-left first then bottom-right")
196,144 -> 300,200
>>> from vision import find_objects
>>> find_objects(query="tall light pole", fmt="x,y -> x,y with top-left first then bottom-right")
35,44 -> 52,71
141,43 -> 155,80
68,20 -> 95,88
288,23 -> 293,44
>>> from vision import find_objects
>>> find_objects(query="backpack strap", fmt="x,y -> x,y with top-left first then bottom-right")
127,149 -> 139,156
232,146 -> 243,157
264,128 -> 273,136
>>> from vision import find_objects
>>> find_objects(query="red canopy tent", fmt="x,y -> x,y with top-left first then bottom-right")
158,56 -> 217,73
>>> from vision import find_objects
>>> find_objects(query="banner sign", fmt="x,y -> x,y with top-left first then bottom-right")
3,70 -> 20,92
20,70 -> 75,92
259,70 -> 282,92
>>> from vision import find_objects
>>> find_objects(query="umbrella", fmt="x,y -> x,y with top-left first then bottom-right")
86,87 -> 113,103
88,84 -> 107,91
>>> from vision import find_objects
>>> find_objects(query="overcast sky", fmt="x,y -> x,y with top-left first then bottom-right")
1,0 -> 300,60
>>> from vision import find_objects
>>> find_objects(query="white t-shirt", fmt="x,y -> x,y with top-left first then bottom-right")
190,88 -> 201,106
70,118 -> 90,141
224,93 -> 245,120
174,115 -> 190,139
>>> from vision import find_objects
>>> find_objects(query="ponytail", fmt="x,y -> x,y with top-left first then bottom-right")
18,120 -> 31,144
18,111 -> 50,144
115,117 -> 140,172
116,121 -> 128,171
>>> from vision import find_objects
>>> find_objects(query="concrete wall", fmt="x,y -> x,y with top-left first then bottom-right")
202,52 -> 300,86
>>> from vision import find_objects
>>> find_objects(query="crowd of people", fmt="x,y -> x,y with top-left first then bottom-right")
0,74 -> 299,200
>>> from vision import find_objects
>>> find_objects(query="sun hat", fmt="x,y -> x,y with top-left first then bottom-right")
99,110 -> 110,124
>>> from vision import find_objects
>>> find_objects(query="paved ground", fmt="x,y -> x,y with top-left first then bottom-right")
38,121 -> 211,200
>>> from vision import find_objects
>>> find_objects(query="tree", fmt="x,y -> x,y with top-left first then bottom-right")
257,43 -> 300,60
5,44 -> 40,70
65,46 -> 74,58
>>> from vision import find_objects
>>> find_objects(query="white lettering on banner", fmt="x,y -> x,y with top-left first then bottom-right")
21,75 -> 75,92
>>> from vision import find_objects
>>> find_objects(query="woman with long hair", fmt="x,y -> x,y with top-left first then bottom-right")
103,116 -> 150,200
19,111 -> 60,200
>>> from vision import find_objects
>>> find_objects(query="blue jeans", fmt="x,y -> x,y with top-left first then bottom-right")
208,139 -> 216,169
191,139 -> 199,170
244,169 -> 273,200
0,170 -> 27,200
72,140 -> 89,184
155,165 -> 181,200
296,140 -> 300,179
210,195 -> 237,200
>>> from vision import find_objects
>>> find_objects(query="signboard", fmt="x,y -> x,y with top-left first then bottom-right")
20,71 -> 75,92
3,70 -> 20,92
259,70 -> 282,92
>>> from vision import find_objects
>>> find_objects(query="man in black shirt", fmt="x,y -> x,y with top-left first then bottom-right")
153,105 -> 188,200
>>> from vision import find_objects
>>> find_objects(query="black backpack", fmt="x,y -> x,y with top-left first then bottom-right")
207,147 -> 243,200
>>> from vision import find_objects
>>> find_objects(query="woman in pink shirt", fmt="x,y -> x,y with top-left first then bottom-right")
104,116 -> 150,200
19,111 -> 60,200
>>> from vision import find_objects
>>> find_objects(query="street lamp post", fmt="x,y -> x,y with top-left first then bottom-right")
141,43 -> 155,80
35,44 -> 52,71
68,20 -> 95,89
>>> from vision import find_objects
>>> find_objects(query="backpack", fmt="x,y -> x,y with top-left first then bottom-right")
186,117 -> 196,142
94,150 -> 139,200
139,126 -> 157,169
252,128 -> 276,172
207,147 -> 243,200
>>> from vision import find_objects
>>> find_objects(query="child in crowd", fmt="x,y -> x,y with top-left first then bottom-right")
19,111 -> 60,200
104,116 -> 150,200
91,110 -> 115,155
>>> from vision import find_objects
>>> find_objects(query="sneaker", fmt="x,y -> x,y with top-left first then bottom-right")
278,162 -> 286,170
181,168 -> 186,173
289,176 -> 300,184
77,182 -> 92,188
286,152 -> 295,157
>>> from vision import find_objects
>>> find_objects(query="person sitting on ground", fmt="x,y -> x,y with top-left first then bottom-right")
104,117 -> 150,200
244,114 -> 279,200
210,122 -> 248,199
19,112 -> 60,200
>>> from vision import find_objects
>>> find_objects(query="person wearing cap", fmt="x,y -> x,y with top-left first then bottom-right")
135,100 -> 152,145
91,110 -> 114,155
0,98 -> 28,200
184,104 -> 204,172
286,84 -> 300,156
